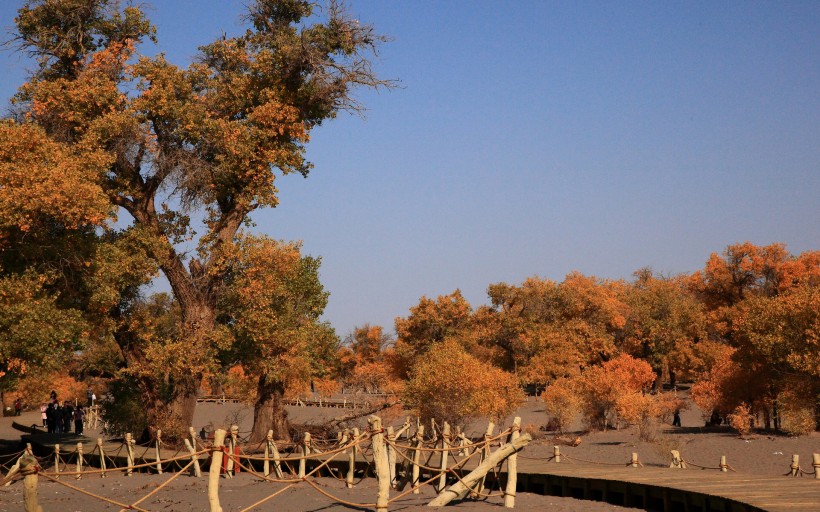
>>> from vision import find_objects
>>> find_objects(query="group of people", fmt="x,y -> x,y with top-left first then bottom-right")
39,389 -> 87,435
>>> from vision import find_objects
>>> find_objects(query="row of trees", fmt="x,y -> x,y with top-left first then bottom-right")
335,242 -> 818,434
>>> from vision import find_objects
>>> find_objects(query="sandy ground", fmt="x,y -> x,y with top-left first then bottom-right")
0,474 -> 631,512
2,392 -> 818,511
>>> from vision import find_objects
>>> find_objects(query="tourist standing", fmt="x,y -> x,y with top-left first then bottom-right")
74,405 -> 84,435
53,402 -> 63,434
86,386 -> 93,407
62,402 -> 74,433
45,402 -> 54,433
40,403 -> 47,427
14,398 -> 22,416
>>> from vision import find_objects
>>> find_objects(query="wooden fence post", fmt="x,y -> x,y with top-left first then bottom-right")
504,417 -> 520,508
97,438 -> 107,478
264,430 -> 273,476
53,444 -> 60,479
125,433 -> 134,476
184,438 -> 202,477
298,432 -> 310,479
268,430 -> 283,479
20,453 -> 43,512
369,416 -> 390,512
225,425 -> 238,478
155,429 -> 163,474
720,455 -> 728,472
345,428 -> 356,488
189,427 -> 198,453
386,426 -> 397,488
813,454 -> 820,480
75,442 -> 83,480
476,422 -> 494,495
436,422 -> 451,494
553,445 -> 560,463
632,452 -> 639,468
412,425 -> 424,494
429,433 -> 532,507
670,450 -> 687,469
790,454 -> 800,477
208,429 -> 226,512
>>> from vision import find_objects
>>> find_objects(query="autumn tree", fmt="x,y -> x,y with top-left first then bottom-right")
393,290 -> 473,375
218,235 -> 337,442
6,0 -> 390,436
403,339 -> 523,426
620,269 -> 706,387
346,324 -> 392,364
731,285 -> 820,430
573,353 -> 655,430
485,274 -> 626,382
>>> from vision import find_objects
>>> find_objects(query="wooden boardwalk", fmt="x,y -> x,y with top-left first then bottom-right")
514,458 -> 820,512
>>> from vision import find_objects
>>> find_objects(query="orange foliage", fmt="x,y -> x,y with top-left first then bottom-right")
574,354 -> 655,430
541,378 -> 579,433
404,339 -> 523,425
312,378 -> 341,399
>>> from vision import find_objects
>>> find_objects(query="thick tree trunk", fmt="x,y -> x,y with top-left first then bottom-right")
166,376 -> 200,433
249,377 -> 290,444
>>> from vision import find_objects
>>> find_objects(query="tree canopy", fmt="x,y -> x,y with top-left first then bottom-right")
2,0 -> 390,439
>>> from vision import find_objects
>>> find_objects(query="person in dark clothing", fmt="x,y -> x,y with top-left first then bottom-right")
46,402 -> 55,434
62,402 -> 74,433
672,409 -> 682,427
55,403 -> 62,434
74,406 -> 84,435
14,398 -> 22,416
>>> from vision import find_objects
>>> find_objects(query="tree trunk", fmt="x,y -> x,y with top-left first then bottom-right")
249,377 -> 290,443
166,375 -> 199,433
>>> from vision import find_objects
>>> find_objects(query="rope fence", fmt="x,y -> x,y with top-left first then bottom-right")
2,415 -> 533,511
4,415 -> 818,512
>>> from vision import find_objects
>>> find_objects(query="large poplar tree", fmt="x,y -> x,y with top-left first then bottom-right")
3,0 -> 389,437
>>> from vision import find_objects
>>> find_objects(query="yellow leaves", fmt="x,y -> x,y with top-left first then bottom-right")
404,339 -> 523,424
0,122 -> 112,231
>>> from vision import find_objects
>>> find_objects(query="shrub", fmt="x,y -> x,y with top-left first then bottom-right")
541,378 -> 578,433
403,339 -> 523,425
576,353 -> 655,430
728,403 -> 752,437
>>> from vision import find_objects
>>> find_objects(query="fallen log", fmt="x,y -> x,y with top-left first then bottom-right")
428,433 -> 532,507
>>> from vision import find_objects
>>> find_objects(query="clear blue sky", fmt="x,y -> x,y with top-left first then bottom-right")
1,1 -> 818,338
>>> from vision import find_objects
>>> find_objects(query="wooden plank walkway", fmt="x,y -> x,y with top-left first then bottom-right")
512,458 -> 820,512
